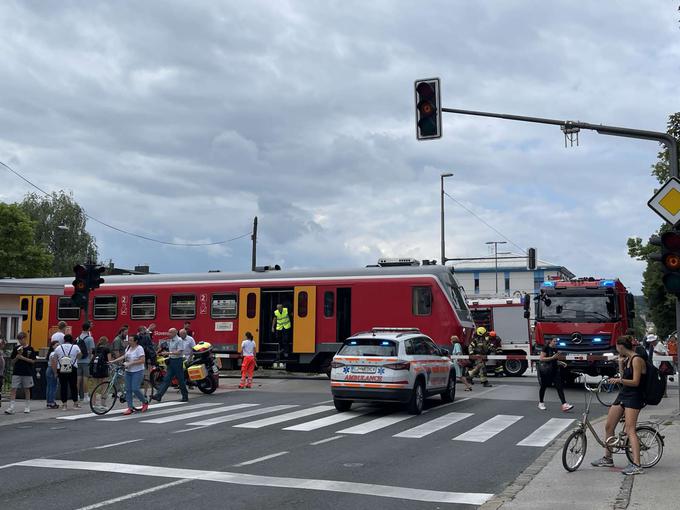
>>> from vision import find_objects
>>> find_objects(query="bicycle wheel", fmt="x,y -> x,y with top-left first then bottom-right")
626,425 -> 664,468
596,379 -> 622,407
90,381 -> 118,415
562,429 -> 587,472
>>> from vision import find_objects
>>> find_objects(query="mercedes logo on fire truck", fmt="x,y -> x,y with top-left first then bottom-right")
571,333 -> 583,344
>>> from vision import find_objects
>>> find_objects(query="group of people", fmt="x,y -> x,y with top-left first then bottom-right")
450,326 -> 502,391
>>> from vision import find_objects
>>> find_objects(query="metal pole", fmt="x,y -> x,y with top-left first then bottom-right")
486,241 -> 506,294
676,300 -> 680,413
251,216 -> 258,272
440,173 -> 453,265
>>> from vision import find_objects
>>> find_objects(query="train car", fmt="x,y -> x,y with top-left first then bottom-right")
14,260 -> 474,372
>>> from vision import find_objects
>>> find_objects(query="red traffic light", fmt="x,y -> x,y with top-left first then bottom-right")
664,253 -> 680,271
414,78 -> 441,140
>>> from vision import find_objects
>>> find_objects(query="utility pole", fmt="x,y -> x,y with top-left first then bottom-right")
251,216 -> 258,272
486,241 -> 507,294
440,173 -> 453,265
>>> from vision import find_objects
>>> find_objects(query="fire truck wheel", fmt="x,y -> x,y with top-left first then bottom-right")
503,360 -> 528,377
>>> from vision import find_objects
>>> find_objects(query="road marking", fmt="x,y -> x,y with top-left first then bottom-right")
93,439 -> 143,450
187,405 -> 299,427
74,479 -> 192,510
467,384 -> 506,398
421,397 -> 470,415
171,426 -> 208,434
233,451 -> 289,467
283,409 -> 371,431
11,458 -> 494,505
57,401 -> 187,420
517,418 -> 574,447
393,412 -> 474,438
99,403 -> 221,422
309,436 -> 344,446
336,414 -> 414,435
312,399 -> 333,405
234,406 -> 333,429
140,403 -> 258,424
453,415 -> 523,442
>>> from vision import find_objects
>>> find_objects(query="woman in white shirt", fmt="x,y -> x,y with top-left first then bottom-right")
112,334 -> 148,415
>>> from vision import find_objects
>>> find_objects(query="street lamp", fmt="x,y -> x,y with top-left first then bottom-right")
485,241 -> 507,294
440,173 -> 453,265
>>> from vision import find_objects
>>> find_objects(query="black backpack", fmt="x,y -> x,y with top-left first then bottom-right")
643,359 -> 666,406
77,334 -> 90,360
89,349 -> 108,378
138,333 -> 157,365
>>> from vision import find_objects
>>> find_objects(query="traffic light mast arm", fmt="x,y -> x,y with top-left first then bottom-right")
441,107 -> 679,179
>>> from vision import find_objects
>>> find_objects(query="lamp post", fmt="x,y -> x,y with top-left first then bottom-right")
485,241 -> 507,294
440,173 -> 453,265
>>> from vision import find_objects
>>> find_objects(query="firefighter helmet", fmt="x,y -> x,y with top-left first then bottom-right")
489,331 -> 497,337
476,326 -> 487,336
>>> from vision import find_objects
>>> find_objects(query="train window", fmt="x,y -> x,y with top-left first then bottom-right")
131,295 -> 156,320
57,297 -> 81,320
412,287 -> 432,316
246,293 -> 257,319
297,291 -> 308,318
35,298 -> 44,321
21,298 -> 29,321
324,291 -> 334,318
11,317 -> 19,340
449,283 -> 472,322
93,296 -> 117,320
170,294 -> 196,319
211,293 -> 238,319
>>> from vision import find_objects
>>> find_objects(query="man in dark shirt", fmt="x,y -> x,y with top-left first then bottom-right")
5,332 -> 36,415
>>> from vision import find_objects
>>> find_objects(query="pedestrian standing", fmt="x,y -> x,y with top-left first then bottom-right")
54,334 -> 81,409
112,325 -> 128,359
537,337 -> 574,412
76,322 -> 96,402
111,335 -> 148,415
0,334 -> 6,409
183,321 -> 194,338
46,339 -> 61,409
51,321 -> 67,345
179,329 -> 195,361
240,332 -> 257,389
151,328 -> 188,403
450,335 -> 472,391
650,336 -> 669,398
89,336 -> 112,408
4,332 -> 36,415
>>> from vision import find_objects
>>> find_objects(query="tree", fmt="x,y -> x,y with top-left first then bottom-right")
627,113 -> 680,339
0,203 -> 53,278
19,191 -> 98,276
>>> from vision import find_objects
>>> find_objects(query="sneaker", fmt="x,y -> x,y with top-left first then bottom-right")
591,456 -> 614,467
23,408 -> 30,414
4,408 -> 15,415
180,397 -> 189,402
482,382 -> 493,388
122,408 -> 134,416
62,404 -> 68,410
538,403 -> 547,410
238,384 -> 245,389
561,403 -> 574,412
622,463 -> 644,476
74,402 -> 81,409
141,403 -> 149,413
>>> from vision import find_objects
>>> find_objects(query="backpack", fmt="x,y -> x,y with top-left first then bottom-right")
89,348 -> 109,378
138,333 -> 156,365
77,333 -> 90,360
57,345 -> 75,374
643,358 -> 666,406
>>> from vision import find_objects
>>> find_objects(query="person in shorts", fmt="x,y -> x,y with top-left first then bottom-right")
5,332 -> 36,415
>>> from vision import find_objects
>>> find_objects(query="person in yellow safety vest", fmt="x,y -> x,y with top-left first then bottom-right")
468,326 -> 494,387
272,303 -> 292,359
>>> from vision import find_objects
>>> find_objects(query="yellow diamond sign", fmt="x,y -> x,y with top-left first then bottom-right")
648,177 -> 680,225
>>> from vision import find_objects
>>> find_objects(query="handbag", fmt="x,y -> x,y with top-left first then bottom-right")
658,360 -> 675,376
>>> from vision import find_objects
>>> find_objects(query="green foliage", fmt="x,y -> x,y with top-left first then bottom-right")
19,191 -> 98,276
0,203 -> 53,277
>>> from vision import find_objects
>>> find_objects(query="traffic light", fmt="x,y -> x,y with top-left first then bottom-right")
71,264 -> 89,308
414,78 -> 442,140
527,247 -> 537,271
650,230 -> 680,294
88,265 -> 106,290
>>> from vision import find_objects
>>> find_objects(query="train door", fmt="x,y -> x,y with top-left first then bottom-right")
259,288 -> 294,359
337,287 -> 352,342
238,288 -> 261,350
293,286 -> 316,353
19,295 -> 50,348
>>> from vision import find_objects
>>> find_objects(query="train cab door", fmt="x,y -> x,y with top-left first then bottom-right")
293,286 -> 316,353
238,288 -> 261,351
19,295 -> 50,348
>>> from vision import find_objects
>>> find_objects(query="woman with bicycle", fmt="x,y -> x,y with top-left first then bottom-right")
591,335 -> 646,475
111,334 -> 149,415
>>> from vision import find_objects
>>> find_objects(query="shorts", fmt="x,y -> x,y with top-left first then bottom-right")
613,394 -> 645,410
11,375 -> 34,389
77,365 -> 88,377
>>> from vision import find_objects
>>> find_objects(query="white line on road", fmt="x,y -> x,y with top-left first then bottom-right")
336,413 -> 414,435
12,458 -> 494,505
309,436 -> 344,446
74,479 -> 192,510
453,414 -> 523,443
312,399 -> 333,405
233,406 -> 333,429
93,439 -> 143,450
140,403 -> 258,424
187,405 -> 299,427
57,401 -> 187,420
99,403 -> 221,422
393,412 -> 474,439
283,409 -> 371,431
467,384 -> 507,398
171,426 -> 208,434
517,418 -> 574,447
233,451 -> 289,467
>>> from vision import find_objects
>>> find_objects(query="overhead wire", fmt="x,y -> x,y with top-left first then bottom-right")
1,159 -> 251,247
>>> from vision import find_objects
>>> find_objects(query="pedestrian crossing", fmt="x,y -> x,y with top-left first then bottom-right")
64,400 -> 575,448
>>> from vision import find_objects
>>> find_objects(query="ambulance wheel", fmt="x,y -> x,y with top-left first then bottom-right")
408,380 -> 425,415
334,399 -> 352,412
197,377 -> 217,394
441,373 -> 456,403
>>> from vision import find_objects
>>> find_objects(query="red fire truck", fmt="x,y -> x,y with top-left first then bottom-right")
533,278 -> 636,380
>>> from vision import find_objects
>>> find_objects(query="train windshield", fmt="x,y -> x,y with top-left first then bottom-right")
338,339 -> 398,357
446,274 -> 472,322
538,294 -> 617,323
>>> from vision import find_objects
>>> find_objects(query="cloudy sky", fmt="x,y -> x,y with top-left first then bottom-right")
1,1 -> 678,292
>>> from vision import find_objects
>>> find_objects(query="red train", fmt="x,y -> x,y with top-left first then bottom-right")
16,260 -> 475,371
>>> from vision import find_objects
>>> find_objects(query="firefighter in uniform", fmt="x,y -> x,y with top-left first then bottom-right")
489,331 -> 505,376
468,326 -> 494,387
272,303 -> 292,359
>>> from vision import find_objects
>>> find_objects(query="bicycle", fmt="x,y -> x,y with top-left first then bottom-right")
89,363 -> 152,415
562,373 -> 664,472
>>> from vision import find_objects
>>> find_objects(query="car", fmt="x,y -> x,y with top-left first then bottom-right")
330,327 -> 456,415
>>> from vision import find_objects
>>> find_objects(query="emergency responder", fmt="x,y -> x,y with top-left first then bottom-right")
468,326 -> 494,387
272,303 -> 292,358
489,331 -> 504,376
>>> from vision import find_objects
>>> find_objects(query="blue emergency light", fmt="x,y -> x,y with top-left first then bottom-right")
380,341 -> 390,346
542,281 -> 555,288
593,337 -> 603,343
350,341 -> 357,345
558,342 -> 567,347
599,280 -> 615,288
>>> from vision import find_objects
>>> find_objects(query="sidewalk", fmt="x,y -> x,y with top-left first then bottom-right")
485,389 -> 680,510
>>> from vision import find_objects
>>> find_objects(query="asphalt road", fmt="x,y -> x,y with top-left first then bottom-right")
0,375 -> 609,510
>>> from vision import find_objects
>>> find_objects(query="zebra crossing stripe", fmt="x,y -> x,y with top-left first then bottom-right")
99,403 -> 222,422
453,415 -> 523,442
140,404 -> 258,424
57,401 -> 188,421
393,412 -> 474,438
336,413 -> 414,435
188,405 -> 299,427
283,409 -> 372,431
234,406 -> 334,429
516,418 -> 574,447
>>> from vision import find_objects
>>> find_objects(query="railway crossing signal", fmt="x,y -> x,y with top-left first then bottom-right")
414,78 -> 442,140
88,265 -> 106,290
71,264 -> 89,308
650,230 -> 680,295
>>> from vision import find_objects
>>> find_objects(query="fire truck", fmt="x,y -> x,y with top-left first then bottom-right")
533,278 -> 636,380
467,296 -> 532,376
